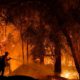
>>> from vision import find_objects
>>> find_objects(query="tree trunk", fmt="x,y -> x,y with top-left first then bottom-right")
20,25 -> 24,64
26,40 -> 29,63
62,30 -> 80,79
40,54 -> 44,64
51,34 -> 62,75
4,26 -> 6,51
50,33 -> 61,75
54,44 -> 61,76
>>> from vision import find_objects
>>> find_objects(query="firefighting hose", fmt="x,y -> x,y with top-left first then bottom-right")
10,57 -> 22,62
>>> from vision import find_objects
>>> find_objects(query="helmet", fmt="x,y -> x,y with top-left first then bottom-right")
5,52 -> 9,56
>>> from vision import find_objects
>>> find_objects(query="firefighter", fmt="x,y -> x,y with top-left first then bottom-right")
0,52 -> 11,76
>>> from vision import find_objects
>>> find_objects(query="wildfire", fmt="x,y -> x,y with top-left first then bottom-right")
44,56 -> 54,65
61,71 -> 79,79
0,7 -> 79,80
61,49 -> 79,79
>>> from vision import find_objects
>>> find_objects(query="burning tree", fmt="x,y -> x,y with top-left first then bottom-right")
0,0 -> 80,79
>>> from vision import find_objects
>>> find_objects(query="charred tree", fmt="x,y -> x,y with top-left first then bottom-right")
62,29 -> 80,78
39,43 -> 45,64
20,23 -> 24,64
26,40 -> 29,63
54,43 -> 61,75
49,33 -> 61,75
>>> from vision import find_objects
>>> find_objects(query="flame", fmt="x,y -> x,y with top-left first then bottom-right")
0,10 -> 79,79
44,56 -> 54,65
61,71 -> 79,79
61,71 -> 70,78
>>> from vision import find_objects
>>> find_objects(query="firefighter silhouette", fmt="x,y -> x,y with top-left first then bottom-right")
0,52 -> 11,76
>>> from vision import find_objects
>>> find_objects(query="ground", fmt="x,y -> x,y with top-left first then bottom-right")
5,63 -> 78,80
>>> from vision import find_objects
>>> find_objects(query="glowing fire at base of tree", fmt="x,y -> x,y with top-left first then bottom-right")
61,71 -> 79,79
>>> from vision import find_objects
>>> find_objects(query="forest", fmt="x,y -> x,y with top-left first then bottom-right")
0,0 -> 80,80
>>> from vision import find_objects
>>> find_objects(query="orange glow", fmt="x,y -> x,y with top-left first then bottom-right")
61,71 -> 79,79
0,11 -> 79,79
44,56 -> 54,65
0,23 -> 23,76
